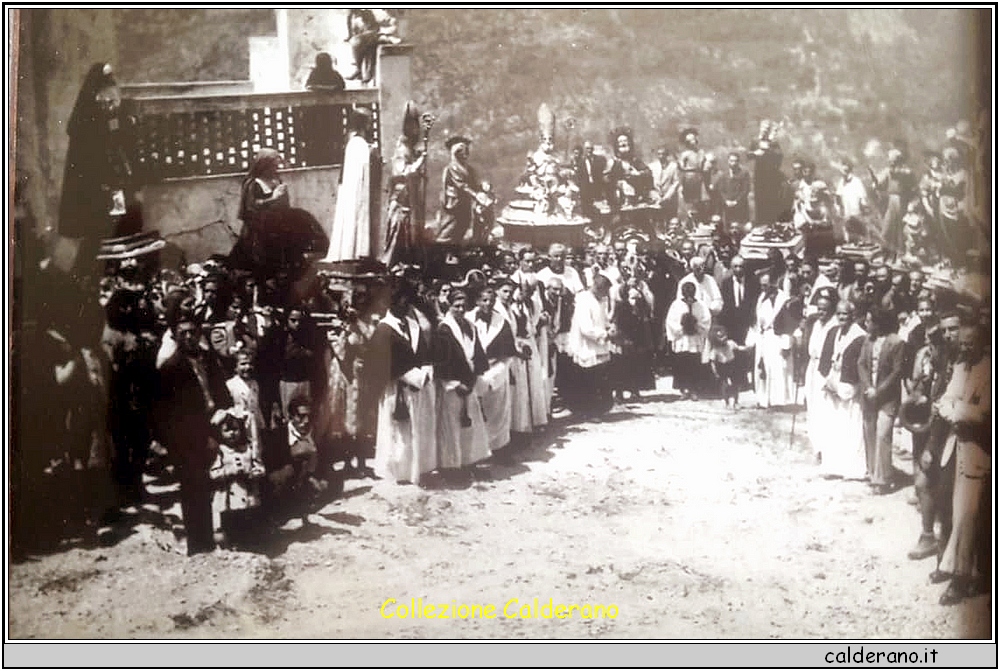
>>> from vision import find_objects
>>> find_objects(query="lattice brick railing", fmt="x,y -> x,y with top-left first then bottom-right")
126,89 -> 380,182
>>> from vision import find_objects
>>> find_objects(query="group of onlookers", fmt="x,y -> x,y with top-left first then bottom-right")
799,264 -> 990,607
14,56 -> 990,609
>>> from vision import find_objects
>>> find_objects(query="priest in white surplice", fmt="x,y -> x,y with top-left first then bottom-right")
369,282 -> 437,485
467,286 -> 516,452
750,271 -> 798,408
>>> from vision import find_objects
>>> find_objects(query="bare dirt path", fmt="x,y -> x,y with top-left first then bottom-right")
9,382 -> 991,639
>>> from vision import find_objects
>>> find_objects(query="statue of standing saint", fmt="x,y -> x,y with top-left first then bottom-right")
383,101 -> 432,267
325,108 -> 381,263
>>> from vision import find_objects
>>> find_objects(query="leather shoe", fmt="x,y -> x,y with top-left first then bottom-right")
939,577 -> 970,606
907,534 -> 938,560
928,569 -> 951,584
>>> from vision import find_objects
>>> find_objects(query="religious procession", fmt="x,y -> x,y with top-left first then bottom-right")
11,8 -> 991,629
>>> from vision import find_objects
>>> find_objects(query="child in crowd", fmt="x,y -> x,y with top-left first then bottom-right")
226,348 -> 265,461
209,409 -> 265,546
703,323 -> 752,408
267,395 -> 328,525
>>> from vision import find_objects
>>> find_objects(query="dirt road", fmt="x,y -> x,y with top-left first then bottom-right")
9,382 -> 992,639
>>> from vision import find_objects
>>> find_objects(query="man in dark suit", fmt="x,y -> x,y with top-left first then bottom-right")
712,151 -> 752,226
719,254 -> 760,389
574,141 -> 607,215
857,307 -> 907,495
155,308 -> 233,555
540,276 -> 575,410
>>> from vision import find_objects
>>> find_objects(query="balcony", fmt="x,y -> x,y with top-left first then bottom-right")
124,86 -> 382,261
126,87 -> 380,181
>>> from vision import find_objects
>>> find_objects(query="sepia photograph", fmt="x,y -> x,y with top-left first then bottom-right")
6,5 -> 995,656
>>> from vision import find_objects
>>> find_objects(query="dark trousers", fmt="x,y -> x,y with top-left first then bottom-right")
559,358 -> 612,416
733,345 -> 754,391
672,352 -> 703,393
177,464 -> 215,555
912,420 -> 949,537
937,454 -> 955,557
723,202 -> 750,227
110,410 -> 151,506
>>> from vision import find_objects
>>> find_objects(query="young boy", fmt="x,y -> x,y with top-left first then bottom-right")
266,395 -> 329,526
703,323 -> 752,408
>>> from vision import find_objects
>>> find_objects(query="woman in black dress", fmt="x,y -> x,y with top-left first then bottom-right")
232,149 -> 328,278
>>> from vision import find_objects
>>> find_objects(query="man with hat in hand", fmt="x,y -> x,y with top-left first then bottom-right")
902,319 -> 951,562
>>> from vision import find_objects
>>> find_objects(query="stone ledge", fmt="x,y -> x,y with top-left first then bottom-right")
128,88 -> 379,115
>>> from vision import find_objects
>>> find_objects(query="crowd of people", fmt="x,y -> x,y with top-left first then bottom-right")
12,54 -> 991,611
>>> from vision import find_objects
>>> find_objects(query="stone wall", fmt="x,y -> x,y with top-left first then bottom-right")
14,8 -> 411,263
285,8 -> 352,91
143,166 -> 340,262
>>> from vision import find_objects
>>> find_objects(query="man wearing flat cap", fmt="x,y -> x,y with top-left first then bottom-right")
435,135 -> 492,247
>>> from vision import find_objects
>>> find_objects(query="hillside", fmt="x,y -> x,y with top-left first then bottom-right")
113,8 -> 986,205
114,9 -> 275,83
407,8 -> 983,204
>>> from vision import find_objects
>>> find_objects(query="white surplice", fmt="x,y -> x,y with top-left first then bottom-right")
373,310 -> 437,484
752,291 -> 795,407
436,313 -> 490,469
805,316 -> 837,458
817,323 -> 867,479
468,308 -> 512,452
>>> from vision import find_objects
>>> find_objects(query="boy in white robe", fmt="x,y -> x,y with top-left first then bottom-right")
371,283 -> 437,484
467,287 -> 515,451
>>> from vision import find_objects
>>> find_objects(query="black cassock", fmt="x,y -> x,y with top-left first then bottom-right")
611,298 -> 657,393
